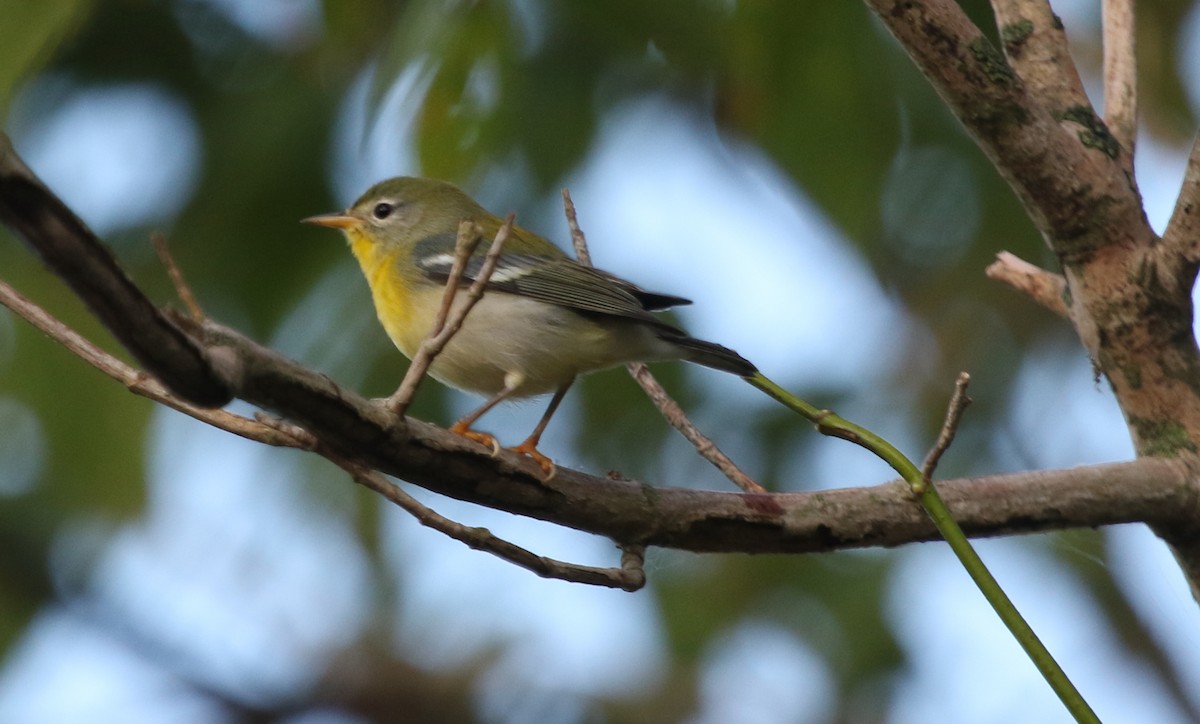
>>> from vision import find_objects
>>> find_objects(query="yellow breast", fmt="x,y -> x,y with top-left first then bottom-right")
348,232 -> 432,357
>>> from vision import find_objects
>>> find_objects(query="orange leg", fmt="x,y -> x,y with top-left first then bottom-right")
510,381 -> 572,479
449,386 -> 517,457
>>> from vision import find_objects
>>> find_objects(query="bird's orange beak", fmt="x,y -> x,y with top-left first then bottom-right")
301,212 -> 360,230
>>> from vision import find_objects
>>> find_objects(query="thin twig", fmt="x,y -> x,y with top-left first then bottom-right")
626,363 -> 766,493
0,278 -> 295,447
1163,133 -> 1200,269
923,372 -> 972,481
1101,0 -> 1137,159
388,219 -> 480,415
561,189 -> 766,494
339,459 -> 645,591
388,216 -> 513,417
561,189 -> 593,266
985,251 -> 1070,318
253,412 -> 645,590
151,232 -> 205,323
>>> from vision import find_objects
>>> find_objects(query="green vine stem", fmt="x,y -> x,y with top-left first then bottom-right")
746,371 -> 1099,724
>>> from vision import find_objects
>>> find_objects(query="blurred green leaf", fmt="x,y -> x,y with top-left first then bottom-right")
0,0 -> 92,116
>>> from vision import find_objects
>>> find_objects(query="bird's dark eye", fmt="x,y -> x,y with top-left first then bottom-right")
373,202 -> 395,220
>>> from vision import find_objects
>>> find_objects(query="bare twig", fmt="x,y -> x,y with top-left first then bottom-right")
340,459 -> 645,591
923,372 -> 973,481
250,412 -> 645,590
151,232 -> 205,323
387,216 -> 513,417
626,363 -> 766,493
0,278 -> 293,447
561,189 -> 593,266
561,189 -> 766,494
1101,0 -> 1137,159
985,251 -> 1070,318
387,219 -> 480,416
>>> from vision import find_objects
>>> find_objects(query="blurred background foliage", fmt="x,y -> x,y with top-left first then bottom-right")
1,1 -> 1199,722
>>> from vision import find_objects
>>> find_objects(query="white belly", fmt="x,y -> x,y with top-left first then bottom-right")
403,292 -> 680,397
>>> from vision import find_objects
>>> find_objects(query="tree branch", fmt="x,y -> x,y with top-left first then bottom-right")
259,415 -> 647,591
1101,0 -> 1137,159
985,251 -> 1069,318
865,0 -> 1143,258
991,0 -> 1091,117
866,2 -> 1200,526
118,319 -> 1200,552
3,270 -> 1194,554
1162,132 -> 1200,280
922,372 -> 972,480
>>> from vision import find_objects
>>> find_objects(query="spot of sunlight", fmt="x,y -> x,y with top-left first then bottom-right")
10,81 -> 202,238
383,489 -> 667,698
328,63 -> 429,203
0,609 -> 225,724
1003,337 -> 1134,469
887,539 -> 1194,724
565,97 -> 913,389
881,145 -> 980,268
191,0 -> 320,48
690,620 -> 835,724
1179,3 -> 1200,116
0,397 -> 44,497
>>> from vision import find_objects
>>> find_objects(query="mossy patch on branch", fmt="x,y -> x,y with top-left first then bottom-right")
1058,105 -> 1121,159
1128,416 -> 1197,457
968,37 -> 1016,85
1001,19 -> 1034,53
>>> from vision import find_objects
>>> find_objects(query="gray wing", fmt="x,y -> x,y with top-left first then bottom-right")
415,236 -> 691,324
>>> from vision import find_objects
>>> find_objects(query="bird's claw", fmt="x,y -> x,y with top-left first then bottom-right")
453,427 -> 501,457
449,424 -> 554,479
510,439 -> 556,480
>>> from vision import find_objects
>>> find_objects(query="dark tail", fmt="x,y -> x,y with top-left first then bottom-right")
665,333 -> 757,377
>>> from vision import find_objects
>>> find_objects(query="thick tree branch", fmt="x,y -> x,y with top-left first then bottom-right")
157,320 -> 1200,552
867,2 -> 1200,511
865,0 -> 1143,259
0,133 -> 235,406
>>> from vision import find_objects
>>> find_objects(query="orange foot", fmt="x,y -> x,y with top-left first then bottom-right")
449,422 -> 501,457
510,438 -> 556,480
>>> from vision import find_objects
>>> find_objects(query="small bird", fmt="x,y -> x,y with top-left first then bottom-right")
304,176 -> 755,474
